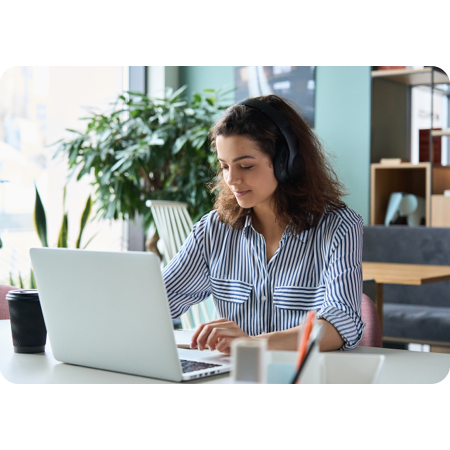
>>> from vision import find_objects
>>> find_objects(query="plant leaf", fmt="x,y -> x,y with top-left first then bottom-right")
82,231 -> 99,249
62,184 -> 67,213
9,273 -> 15,287
173,135 -> 188,155
76,196 -> 92,248
18,273 -> 24,289
30,268 -> 36,289
110,157 -> 128,173
169,85 -> 187,101
33,183 -> 48,247
57,213 -> 68,248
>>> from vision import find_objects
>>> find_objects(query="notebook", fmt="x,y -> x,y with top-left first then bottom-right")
29,248 -> 231,382
174,330 -> 210,349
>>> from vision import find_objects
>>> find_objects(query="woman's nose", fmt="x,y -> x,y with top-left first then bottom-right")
226,167 -> 241,185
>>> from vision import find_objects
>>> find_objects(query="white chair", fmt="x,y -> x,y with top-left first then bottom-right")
147,200 -> 216,330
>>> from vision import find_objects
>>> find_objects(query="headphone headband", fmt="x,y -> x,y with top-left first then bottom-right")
237,98 -> 301,183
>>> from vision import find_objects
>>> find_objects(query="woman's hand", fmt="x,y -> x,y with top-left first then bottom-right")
190,318 -> 251,355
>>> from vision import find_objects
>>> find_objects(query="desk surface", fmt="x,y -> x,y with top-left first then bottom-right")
0,321 -> 227,385
362,261 -> 450,285
1,320 -> 449,384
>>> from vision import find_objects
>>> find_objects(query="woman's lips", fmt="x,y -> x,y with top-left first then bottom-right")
234,190 -> 250,197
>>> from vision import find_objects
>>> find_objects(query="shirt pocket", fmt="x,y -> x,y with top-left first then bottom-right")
273,285 -> 326,311
210,277 -> 253,304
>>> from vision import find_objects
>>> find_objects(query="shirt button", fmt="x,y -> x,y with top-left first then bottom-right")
261,296 -> 267,301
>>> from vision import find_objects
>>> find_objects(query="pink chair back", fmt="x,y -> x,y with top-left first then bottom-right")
0,284 -> 18,320
358,293 -> 382,347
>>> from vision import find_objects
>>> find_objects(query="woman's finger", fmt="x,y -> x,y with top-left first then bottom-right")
190,318 -> 228,349
216,337 -> 233,355
197,321 -> 242,350
191,319 -> 246,351
206,326 -> 246,351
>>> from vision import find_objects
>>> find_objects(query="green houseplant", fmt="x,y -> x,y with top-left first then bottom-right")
33,184 -> 94,250
54,85 -> 233,252
7,185 -> 94,289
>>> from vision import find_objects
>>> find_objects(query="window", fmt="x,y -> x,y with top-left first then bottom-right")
0,66 -> 125,286
410,84 -> 449,164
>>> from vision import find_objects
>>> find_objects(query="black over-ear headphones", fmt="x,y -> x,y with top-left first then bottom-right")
237,98 -> 302,183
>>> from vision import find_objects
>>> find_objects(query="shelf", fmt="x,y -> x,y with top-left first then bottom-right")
370,163 -> 431,226
431,129 -> 450,137
432,166 -> 450,195
371,68 -> 450,86
371,162 -> 430,169
431,195 -> 450,227
371,66 -> 450,228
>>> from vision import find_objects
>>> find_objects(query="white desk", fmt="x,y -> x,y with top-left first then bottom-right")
1,320 -> 449,384
0,320 -> 226,384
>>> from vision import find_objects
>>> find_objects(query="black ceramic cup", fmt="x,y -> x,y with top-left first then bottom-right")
6,289 -> 47,353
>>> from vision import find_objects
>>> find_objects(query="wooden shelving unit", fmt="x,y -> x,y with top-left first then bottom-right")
371,67 -> 450,86
372,67 -> 450,157
370,162 -> 450,227
370,68 -> 450,227
431,129 -> 450,137
370,163 -> 431,226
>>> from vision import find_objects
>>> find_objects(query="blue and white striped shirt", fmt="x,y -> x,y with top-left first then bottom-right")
162,207 -> 365,350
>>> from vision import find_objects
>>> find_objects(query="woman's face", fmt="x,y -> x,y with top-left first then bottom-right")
216,134 -> 278,210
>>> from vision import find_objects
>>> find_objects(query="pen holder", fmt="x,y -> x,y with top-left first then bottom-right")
230,338 -> 267,383
266,349 -> 385,384
7,289 -> 47,353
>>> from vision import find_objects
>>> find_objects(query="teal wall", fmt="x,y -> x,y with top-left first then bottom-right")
179,66 -> 371,224
314,66 -> 371,224
179,66 -> 235,99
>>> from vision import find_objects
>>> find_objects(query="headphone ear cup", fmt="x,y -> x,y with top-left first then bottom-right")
273,144 -> 291,183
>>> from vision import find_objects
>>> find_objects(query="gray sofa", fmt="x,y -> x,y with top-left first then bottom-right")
363,226 -> 450,345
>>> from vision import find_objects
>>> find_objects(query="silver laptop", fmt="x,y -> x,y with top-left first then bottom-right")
29,248 -> 231,382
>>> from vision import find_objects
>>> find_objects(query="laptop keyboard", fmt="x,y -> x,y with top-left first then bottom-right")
180,359 -> 222,373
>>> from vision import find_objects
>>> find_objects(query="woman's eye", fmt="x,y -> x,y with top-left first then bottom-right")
219,165 -> 253,171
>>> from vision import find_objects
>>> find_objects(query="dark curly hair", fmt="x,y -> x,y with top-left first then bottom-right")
208,94 -> 347,234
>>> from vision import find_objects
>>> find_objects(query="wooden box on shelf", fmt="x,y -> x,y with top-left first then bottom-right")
370,162 -> 431,226
431,166 -> 450,228
431,195 -> 450,227
432,166 -> 450,195
431,167 -> 450,227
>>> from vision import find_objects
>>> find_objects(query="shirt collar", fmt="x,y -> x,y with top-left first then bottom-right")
243,215 -> 253,231
243,215 -> 310,244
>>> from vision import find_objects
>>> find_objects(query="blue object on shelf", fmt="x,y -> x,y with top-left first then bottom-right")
384,192 -> 425,226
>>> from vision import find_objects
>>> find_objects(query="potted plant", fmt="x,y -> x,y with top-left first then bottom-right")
54,85 -> 233,254
33,184 -> 94,250
6,184 -> 94,288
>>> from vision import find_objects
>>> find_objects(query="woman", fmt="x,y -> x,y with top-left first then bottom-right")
162,94 -> 365,355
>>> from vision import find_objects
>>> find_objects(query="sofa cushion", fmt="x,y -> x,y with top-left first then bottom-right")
363,226 -> 450,308
384,303 -> 450,342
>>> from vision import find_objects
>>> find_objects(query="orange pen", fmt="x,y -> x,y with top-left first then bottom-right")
294,310 -> 316,372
